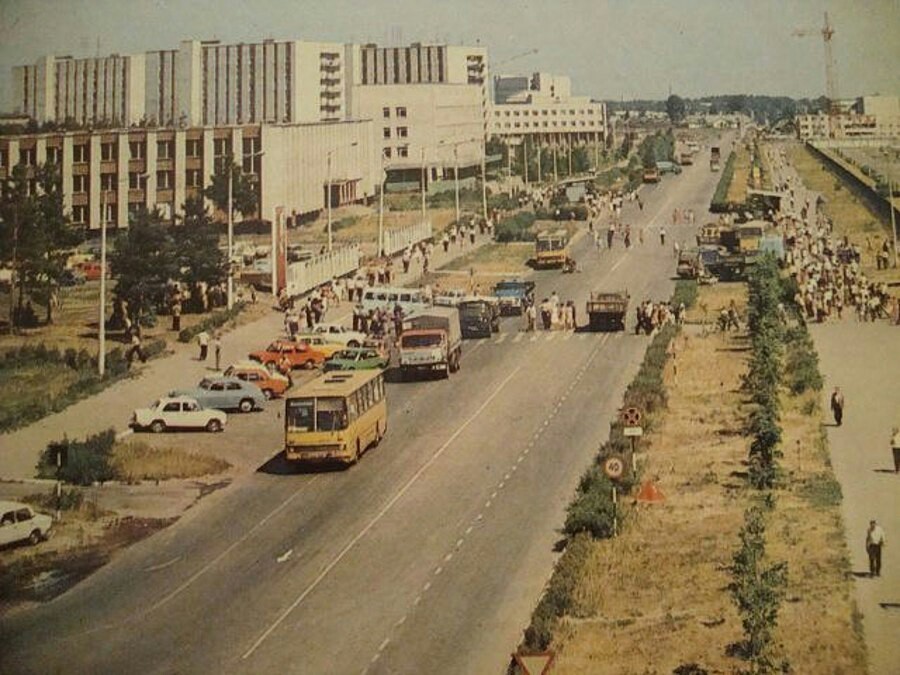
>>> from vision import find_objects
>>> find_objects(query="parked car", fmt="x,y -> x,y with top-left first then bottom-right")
249,339 -> 326,370
59,268 -> 86,286
130,396 -> 227,433
310,323 -> 366,347
324,347 -> 390,372
293,334 -> 345,358
0,501 -> 53,547
171,376 -> 267,413
224,361 -> 290,399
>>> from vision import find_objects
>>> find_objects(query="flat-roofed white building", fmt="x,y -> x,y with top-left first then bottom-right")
489,72 -> 607,165
0,120 -> 379,230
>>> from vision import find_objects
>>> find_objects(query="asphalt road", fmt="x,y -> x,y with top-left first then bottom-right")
0,144 -> 726,675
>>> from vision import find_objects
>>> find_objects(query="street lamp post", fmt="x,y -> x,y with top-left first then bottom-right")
480,139 -> 488,225
454,145 -> 460,225
326,142 -> 358,253
523,136 -> 529,188
98,189 -> 108,377
227,151 -> 264,309
421,147 -> 427,225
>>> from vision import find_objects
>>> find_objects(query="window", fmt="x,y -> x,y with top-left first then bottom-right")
382,107 -> 390,118
226,382 -> 242,391
19,147 -> 36,166
72,205 -> 88,224
186,169 -> 202,188
129,172 -> 147,190
129,141 -> 145,159
15,508 -> 32,522
73,175 -> 88,193
494,111 -> 500,117
397,127 -> 408,138
100,173 -> 116,191
163,402 -> 180,412
157,170 -> 173,189
73,144 -> 89,163
383,127 -> 391,139
46,146 -> 61,164
397,146 -> 409,158
383,147 -> 392,159
0,149 -> 6,168
157,140 -> 174,160
396,107 -> 407,118
101,143 -> 116,161
186,139 -> 201,158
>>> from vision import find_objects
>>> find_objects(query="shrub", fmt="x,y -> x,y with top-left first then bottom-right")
522,533 -> 593,651
495,212 -> 537,243
563,468 -> 617,539
783,326 -> 823,395
710,151 -> 738,212
673,279 -> 698,310
37,429 -> 117,486
24,487 -> 85,512
178,301 -> 247,343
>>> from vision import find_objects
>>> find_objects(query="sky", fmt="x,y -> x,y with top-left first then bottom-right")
0,0 -> 898,108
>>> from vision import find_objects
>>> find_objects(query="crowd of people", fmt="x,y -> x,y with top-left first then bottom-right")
635,299 -> 685,335
783,204 -> 900,324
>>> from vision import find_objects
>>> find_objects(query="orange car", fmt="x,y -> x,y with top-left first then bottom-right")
249,339 -> 326,371
224,361 -> 291,399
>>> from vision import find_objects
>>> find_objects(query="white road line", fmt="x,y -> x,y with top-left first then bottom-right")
495,333 -> 508,344
512,332 -> 524,343
434,566 -> 443,576
578,333 -> 588,340
378,638 -> 390,653
561,332 -> 573,341
143,556 -> 181,573
130,474 -> 323,623
444,552 -> 453,562
491,491 -> 498,499
545,332 -> 556,341
115,429 -> 134,441
456,538 -> 464,549
241,366 -> 522,660
414,595 -> 422,606
395,616 -> 407,628
423,581 -> 431,592
529,334 -> 539,342
485,500 -> 492,508
465,525 -> 474,535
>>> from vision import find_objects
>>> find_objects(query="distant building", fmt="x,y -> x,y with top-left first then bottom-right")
795,95 -> 900,139
489,72 -> 607,163
0,120 -> 380,230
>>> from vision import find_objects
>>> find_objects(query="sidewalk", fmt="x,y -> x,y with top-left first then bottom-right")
0,230 -> 492,481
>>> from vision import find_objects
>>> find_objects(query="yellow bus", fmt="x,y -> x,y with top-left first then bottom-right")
534,229 -> 569,268
284,370 -> 387,466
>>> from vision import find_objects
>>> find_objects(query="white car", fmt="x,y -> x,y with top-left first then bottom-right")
0,501 -> 53,547
311,323 -> 367,347
130,396 -> 227,433
433,288 -> 468,307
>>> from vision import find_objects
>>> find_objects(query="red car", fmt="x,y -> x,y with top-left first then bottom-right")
249,339 -> 326,370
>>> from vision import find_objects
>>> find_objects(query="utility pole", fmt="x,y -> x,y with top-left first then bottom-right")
536,139 -> 542,183
453,145 -> 460,224
421,147 -> 427,225
226,165 -> 234,309
99,189 -> 107,376
481,139 -> 488,224
523,137 -> 529,187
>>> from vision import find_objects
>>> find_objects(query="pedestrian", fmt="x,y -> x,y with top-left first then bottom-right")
127,330 -> 146,366
660,227 -> 667,246
250,286 -> 257,304
525,303 -> 536,332
171,300 -> 182,332
891,426 -> 900,473
607,224 -> 615,249
213,333 -> 222,371
830,387 -> 844,426
197,330 -> 210,361
442,233 -> 450,253
866,519 -> 885,577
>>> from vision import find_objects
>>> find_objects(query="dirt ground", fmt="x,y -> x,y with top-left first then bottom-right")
549,286 -> 865,674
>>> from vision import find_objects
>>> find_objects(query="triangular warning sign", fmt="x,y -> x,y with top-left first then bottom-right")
513,651 -> 555,674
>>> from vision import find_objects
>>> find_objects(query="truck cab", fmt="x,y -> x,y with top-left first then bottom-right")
398,307 -> 462,379
493,280 -> 535,316
458,299 -> 500,339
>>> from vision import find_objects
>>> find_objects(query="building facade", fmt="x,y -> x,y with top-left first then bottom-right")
0,120 -> 379,230
489,72 -> 607,152
796,95 -> 900,140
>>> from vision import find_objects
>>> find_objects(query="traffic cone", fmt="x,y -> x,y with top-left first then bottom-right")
635,480 -> 666,503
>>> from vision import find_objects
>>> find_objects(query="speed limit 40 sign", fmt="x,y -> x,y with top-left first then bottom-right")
620,407 -> 642,426
603,455 -> 626,480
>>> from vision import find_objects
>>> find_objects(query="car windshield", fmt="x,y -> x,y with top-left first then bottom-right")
459,303 -> 488,319
334,350 -> 355,360
402,334 -> 442,348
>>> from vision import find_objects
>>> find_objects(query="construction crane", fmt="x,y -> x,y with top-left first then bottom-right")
793,11 -> 839,114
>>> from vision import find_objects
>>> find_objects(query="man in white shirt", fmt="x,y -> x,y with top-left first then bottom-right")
866,520 -> 886,577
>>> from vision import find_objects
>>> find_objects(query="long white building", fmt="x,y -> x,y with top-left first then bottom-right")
0,120 -> 380,230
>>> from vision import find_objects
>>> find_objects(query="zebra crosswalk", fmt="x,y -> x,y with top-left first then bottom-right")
471,331 -> 613,346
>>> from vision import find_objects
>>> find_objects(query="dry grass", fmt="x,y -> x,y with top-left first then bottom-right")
727,145 -> 752,203
684,282 -> 747,325
788,144 -> 900,288
549,285 -> 865,674
438,242 -> 533,274
111,440 -> 231,482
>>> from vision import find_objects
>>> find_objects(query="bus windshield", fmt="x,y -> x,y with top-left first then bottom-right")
286,397 -> 347,432
286,398 -> 315,431
536,238 -> 564,252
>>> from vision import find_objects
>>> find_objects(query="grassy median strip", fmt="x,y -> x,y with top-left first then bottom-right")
514,279 -> 865,674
